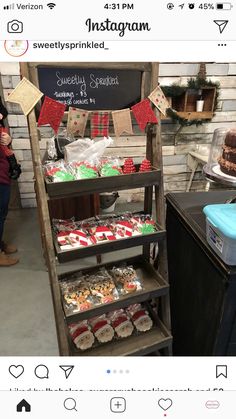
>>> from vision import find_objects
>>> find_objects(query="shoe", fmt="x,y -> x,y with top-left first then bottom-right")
2,242 -> 17,254
0,251 -> 19,267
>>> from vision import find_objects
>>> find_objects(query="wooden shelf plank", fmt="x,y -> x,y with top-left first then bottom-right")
177,111 -> 214,120
61,256 -> 169,323
55,229 -> 166,263
45,169 -> 161,199
161,111 -> 213,121
70,321 -> 172,356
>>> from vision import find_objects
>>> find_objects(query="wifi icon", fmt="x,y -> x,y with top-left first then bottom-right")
47,2 -> 56,9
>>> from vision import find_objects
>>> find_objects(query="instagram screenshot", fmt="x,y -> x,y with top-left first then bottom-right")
0,0 -> 236,417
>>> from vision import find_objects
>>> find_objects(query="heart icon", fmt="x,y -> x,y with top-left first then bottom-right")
158,398 -> 173,411
9,365 -> 24,379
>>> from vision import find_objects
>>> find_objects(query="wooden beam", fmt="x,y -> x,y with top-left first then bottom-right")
19,62 -> 70,356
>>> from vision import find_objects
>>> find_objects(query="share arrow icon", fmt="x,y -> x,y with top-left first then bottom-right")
214,20 -> 228,33
59,365 -> 74,379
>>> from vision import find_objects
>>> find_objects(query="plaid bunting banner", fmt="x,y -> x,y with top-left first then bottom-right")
131,99 -> 158,131
38,96 -> 66,134
67,107 -> 89,137
91,111 -> 109,139
6,77 -> 43,116
148,85 -> 169,116
111,108 -> 133,138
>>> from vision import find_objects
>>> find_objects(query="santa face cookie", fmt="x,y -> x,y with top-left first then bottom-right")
107,309 -> 134,339
113,317 -> 134,338
90,317 -> 114,343
132,310 -> 153,332
69,323 -> 95,351
74,330 -> 95,350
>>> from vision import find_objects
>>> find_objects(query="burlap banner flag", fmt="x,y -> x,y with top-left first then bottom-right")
111,109 -> 133,138
91,111 -> 109,139
67,107 -> 89,137
148,85 -> 169,116
6,77 -> 43,116
131,99 -> 158,131
38,96 -> 66,134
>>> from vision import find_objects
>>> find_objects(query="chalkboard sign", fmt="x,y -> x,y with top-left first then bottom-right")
37,67 -> 142,110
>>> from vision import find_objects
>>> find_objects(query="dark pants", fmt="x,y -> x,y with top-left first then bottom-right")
0,183 -> 10,251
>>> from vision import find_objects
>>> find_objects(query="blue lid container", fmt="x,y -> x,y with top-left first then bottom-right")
203,204 -> 236,240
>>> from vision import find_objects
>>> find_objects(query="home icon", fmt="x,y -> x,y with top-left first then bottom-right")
16,399 -> 31,412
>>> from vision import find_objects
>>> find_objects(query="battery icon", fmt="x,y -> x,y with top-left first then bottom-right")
216,3 -> 233,9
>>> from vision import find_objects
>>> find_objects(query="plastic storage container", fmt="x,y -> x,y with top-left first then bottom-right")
203,203 -> 236,265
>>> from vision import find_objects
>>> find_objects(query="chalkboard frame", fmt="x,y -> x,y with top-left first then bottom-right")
28,62 -> 153,118
37,67 -> 142,111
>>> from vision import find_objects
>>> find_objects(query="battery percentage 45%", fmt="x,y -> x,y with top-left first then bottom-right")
199,3 -> 215,8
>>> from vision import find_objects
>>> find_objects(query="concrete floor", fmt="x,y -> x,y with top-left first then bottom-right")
1,202 -> 144,355
0,209 -> 59,355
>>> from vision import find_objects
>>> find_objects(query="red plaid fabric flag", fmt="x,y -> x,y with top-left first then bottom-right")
91,111 -> 109,139
38,96 -> 66,134
131,99 -> 158,131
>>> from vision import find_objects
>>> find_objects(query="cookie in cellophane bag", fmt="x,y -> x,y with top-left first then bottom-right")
68,321 -> 95,351
60,277 -> 94,315
43,160 -> 75,182
88,269 -> 119,305
86,220 -> 116,244
71,161 -> 99,180
126,304 -> 153,332
107,309 -> 134,339
89,314 -> 114,343
99,157 -> 123,177
130,214 -> 158,235
111,265 -> 143,294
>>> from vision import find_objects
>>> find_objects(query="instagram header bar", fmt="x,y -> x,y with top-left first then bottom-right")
0,0 -> 235,60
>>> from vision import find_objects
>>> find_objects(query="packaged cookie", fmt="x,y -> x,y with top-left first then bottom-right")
110,213 -> 133,238
89,314 -> 114,343
87,221 -> 116,244
88,269 -> 119,305
60,278 -> 94,315
69,321 -> 95,351
52,217 -> 76,233
126,304 -> 153,332
130,214 -> 157,235
100,158 -> 123,177
57,231 -> 75,250
72,161 -> 98,179
107,309 -> 134,339
111,265 -> 143,294
44,160 -> 75,182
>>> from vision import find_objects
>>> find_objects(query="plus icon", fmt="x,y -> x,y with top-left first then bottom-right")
110,397 -> 126,413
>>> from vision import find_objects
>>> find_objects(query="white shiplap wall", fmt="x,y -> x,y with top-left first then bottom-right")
1,62 -> 236,207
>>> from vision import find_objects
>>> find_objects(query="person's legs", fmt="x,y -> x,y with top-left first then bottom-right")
0,183 -> 18,266
0,183 -> 10,250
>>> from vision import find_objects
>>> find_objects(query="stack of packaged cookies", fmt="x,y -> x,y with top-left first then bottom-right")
68,303 -> 153,351
43,157 -> 152,184
60,265 -> 143,316
54,213 -> 158,251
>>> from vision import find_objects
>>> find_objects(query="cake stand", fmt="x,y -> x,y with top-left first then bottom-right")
203,163 -> 236,202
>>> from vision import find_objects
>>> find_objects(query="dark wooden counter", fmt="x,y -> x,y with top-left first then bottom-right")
166,191 -> 236,355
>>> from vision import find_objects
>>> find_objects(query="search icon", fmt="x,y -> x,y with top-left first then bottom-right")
64,398 -> 77,411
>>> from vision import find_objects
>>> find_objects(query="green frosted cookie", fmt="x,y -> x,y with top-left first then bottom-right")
141,223 -> 156,234
101,163 -> 122,177
77,164 -> 98,179
54,171 -> 75,182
